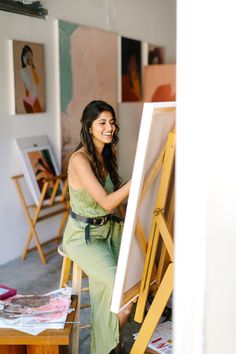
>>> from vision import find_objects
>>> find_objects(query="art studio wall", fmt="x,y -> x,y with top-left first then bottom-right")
0,0 -> 176,265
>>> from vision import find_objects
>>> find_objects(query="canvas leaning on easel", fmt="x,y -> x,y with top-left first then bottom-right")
12,135 -> 69,264
110,102 -> 176,354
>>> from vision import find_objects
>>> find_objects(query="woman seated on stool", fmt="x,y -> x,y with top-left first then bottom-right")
63,100 -> 133,354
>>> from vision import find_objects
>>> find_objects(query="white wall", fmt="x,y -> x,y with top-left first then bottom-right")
0,0 -> 176,265
175,1 -> 236,354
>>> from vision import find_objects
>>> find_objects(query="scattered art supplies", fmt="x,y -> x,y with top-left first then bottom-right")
0,284 -> 17,300
133,320 -> 172,354
0,287 -> 72,335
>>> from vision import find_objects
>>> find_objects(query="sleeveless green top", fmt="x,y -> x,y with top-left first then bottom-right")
63,175 -> 115,242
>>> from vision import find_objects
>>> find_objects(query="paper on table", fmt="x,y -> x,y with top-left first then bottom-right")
133,320 -> 172,354
0,287 -> 72,336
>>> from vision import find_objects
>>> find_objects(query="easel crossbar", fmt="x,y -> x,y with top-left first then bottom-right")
155,211 -> 174,262
37,208 -> 69,222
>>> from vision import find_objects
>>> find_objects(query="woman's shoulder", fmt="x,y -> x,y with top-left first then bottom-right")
70,148 -> 91,162
68,149 -> 92,181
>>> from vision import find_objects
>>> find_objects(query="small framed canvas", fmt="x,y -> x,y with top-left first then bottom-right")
15,136 -> 61,205
143,64 -> 176,102
121,36 -> 142,102
148,44 -> 164,65
10,39 -> 46,114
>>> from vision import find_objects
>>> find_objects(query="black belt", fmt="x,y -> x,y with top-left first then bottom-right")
70,209 -> 123,244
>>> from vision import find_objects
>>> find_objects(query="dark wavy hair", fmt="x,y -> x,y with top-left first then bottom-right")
21,45 -> 33,68
76,100 -> 121,190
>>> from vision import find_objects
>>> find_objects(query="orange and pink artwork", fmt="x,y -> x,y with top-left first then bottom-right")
143,64 -> 176,102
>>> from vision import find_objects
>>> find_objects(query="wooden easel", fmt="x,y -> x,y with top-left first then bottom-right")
12,173 -> 69,265
130,130 -> 175,354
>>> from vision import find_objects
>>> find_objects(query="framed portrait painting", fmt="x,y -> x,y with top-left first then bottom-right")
10,40 -> 46,114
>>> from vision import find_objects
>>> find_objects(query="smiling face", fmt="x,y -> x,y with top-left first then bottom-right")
89,111 -> 116,150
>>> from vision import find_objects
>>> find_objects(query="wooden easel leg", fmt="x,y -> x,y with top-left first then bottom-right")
70,263 -> 83,354
27,189 -> 48,264
21,225 -> 47,265
21,229 -> 33,261
54,209 -> 69,242
156,188 -> 174,287
135,220 -> 161,323
130,263 -> 173,354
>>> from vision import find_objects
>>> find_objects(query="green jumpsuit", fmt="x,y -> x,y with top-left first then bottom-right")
62,175 -> 123,354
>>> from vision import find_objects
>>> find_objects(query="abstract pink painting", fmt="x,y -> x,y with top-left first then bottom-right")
143,64 -> 176,102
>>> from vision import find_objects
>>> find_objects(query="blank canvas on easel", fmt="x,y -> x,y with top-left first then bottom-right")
110,102 -> 176,313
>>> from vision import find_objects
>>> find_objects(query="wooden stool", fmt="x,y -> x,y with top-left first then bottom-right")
58,244 -> 91,354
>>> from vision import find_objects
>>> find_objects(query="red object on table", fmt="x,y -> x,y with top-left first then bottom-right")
0,284 -> 17,300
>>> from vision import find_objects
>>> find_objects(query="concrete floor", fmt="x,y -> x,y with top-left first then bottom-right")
0,245 -> 142,353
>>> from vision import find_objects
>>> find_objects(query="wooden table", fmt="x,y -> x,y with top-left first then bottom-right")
0,296 -> 77,354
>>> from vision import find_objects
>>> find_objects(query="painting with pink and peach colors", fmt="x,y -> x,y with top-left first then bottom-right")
143,64 -> 176,102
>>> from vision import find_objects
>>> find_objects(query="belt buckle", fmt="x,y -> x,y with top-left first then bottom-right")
99,216 -> 106,226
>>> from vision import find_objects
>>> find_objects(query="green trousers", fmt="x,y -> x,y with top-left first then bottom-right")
63,219 -> 122,354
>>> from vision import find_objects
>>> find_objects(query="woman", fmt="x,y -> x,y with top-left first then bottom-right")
20,45 -> 42,113
63,100 -> 132,354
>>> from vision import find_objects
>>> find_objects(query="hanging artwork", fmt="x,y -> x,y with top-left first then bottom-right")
10,40 -> 46,114
143,64 -> 176,102
15,135 -> 61,205
58,20 -> 117,171
121,37 -> 142,102
148,44 -> 164,65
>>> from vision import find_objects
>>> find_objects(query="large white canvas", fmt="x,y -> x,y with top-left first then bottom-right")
110,102 -> 176,313
117,102 -> 143,181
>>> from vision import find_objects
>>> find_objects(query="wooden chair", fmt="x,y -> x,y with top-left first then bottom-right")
57,244 -> 91,354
